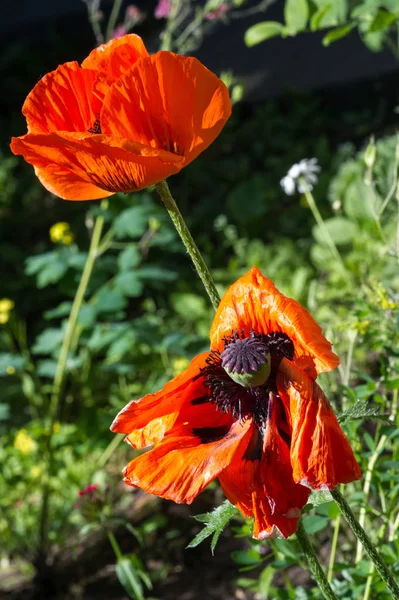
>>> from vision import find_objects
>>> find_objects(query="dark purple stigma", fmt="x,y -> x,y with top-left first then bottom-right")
221,336 -> 270,374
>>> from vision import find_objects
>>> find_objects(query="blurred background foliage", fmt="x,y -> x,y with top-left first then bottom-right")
1,0 -> 399,599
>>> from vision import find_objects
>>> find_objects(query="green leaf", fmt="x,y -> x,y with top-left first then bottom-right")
118,246 -> 141,271
322,23 -> 355,46
244,21 -> 283,46
94,288 -> 127,313
136,265 -> 178,282
187,501 -> 238,554
37,359 -> 58,378
115,557 -> 144,600
32,328 -> 64,355
285,0 -> 309,34
0,353 -> 26,376
310,5 -> 334,31
338,400 -> 391,424
303,514 -> 329,534
78,305 -> 97,329
257,565 -> 275,597
25,251 -> 68,288
312,216 -> 358,246
308,489 -> 333,507
115,272 -> 144,298
369,9 -> 397,32
44,301 -> 72,320
0,403 -> 10,420
114,206 -> 148,239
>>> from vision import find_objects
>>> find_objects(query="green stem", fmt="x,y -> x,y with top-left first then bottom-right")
161,0 -> 184,51
356,389 -> 399,562
39,206 -> 107,556
49,208 -> 106,421
331,488 -> 399,599
107,530 -> 123,560
327,511 -> 341,583
300,178 -> 349,280
155,180 -> 220,310
105,0 -> 123,42
296,520 -> 338,600
98,433 -> 124,469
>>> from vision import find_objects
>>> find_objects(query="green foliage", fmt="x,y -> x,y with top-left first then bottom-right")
244,0 -> 399,56
115,555 -> 151,600
187,501 -> 239,554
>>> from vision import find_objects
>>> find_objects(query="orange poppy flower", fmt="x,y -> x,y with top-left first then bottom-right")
111,266 -> 361,539
10,34 -> 231,200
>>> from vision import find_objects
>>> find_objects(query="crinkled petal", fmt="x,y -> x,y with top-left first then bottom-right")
81,34 -> 149,81
10,131 -> 182,200
101,51 -> 231,165
219,398 -> 309,539
21,62 -> 101,134
210,266 -> 340,378
111,353 -> 209,446
277,359 -> 361,489
123,419 -> 251,504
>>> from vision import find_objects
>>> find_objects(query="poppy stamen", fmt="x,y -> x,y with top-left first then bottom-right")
199,331 -> 295,428
88,117 -> 102,134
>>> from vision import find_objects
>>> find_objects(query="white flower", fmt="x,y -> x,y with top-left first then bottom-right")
280,158 -> 320,196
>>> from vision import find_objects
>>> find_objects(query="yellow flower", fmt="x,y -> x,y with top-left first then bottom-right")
0,298 -> 14,324
14,429 -> 36,454
30,465 -> 42,478
355,320 -> 370,335
172,357 -> 190,376
6,366 -> 16,375
381,298 -> 397,311
50,222 -> 74,245
0,298 -> 14,312
53,421 -> 61,433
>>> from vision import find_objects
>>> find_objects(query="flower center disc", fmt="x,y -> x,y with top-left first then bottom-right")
221,336 -> 271,388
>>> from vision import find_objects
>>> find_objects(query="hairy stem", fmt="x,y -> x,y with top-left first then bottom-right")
155,180 -> 220,310
296,520 -> 338,600
331,488 -> 399,599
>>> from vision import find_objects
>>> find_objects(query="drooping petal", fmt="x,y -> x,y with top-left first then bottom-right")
10,131 -> 183,200
81,34 -> 149,81
21,62 -> 101,135
111,353 -> 210,445
123,419 -> 251,504
277,359 -> 361,489
101,51 -> 232,165
219,398 -> 310,539
210,266 -> 340,378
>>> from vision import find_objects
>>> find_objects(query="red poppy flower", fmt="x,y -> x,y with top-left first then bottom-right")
111,267 -> 361,539
10,34 -> 231,200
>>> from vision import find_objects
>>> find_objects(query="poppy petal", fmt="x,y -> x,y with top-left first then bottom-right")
123,419 -> 251,504
219,397 -> 309,539
277,359 -> 361,489
81,34 -> 149,81
126,395 -> 233,449
21,62 -> 101,135
10,131 -> 183,200
101,51 -> 232,165
210,266 -> 340,378
111,353 -> 209,442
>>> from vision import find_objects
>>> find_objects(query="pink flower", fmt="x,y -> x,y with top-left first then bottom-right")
112,25 -> 126,39
206,3 -> 229,20
126,5 -> 141,19
155,0 -> 171,19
